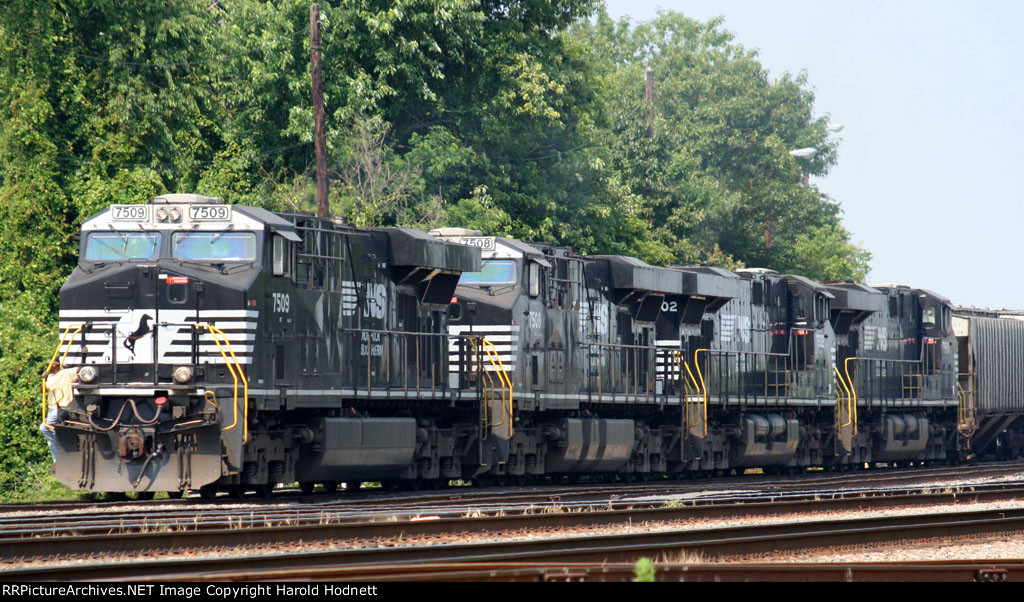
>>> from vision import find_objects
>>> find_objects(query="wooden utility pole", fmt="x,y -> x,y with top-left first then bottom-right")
310,3 -> 329,218
645,66 -> 654,139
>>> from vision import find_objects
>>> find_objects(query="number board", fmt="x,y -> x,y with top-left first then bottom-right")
188,205 -> 232,221
459,237 -> 495,251
111,205 -> 149,221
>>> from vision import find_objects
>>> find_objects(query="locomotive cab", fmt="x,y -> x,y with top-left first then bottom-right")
780,274 -> 835,393
54,194 -> 283,494
430,227 -> 565,400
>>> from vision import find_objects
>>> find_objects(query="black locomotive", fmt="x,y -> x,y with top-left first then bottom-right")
45,197 -> 1024,497
49,194 -> 480,497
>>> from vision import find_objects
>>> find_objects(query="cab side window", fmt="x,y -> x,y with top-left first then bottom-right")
272,235 -> 290,277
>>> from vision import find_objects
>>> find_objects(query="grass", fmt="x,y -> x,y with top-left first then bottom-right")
0,461 -> 186,503
0,461 -> 93,502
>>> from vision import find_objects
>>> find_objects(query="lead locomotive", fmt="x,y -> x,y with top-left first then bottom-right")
49,194 -> 479,497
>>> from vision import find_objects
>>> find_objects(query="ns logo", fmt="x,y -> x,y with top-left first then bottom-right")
365,283 -> 387,319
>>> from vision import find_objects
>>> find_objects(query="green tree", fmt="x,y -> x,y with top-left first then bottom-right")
574,9 -> 870,279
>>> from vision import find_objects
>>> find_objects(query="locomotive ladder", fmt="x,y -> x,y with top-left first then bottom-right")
671,350 -> 709,437
469,337 -> 513,437
198,323 -> 249,475
41,323 -> 85,426
957,381 -> 976,437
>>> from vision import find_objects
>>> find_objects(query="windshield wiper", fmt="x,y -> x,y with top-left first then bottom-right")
209,224 -> 235,245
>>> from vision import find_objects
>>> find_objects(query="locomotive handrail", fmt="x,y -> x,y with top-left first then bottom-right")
466,337 -> 496,429
474,339 -> 495,428
956,380 -> 975,435
842,357 -> 861,435
691,347 -> 793,404
198,323 -> 248,444
42,323 -> 85,427
340,327 -> 454,394
473,337 -> 514,438
833,366 -> 855,432
583,340 -> 659,401
694,349 -> 709,436
956,381 -> 966,428
669,350 -> 701,399
842,355 -> 953,407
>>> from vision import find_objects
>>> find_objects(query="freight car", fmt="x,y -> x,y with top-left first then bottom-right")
44,198 -> 1018,498
951,307 -> 1024,460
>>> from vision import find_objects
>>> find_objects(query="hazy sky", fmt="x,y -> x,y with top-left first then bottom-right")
602,0 -> 1024,309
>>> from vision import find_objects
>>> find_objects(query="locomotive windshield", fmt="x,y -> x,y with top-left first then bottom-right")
83,231 -> 160,261
459,259 -> 516,284
172,231 -> 258,261
922,306 -> 937,328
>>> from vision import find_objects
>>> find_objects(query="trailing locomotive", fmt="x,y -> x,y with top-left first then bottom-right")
433,227 -> 974,479
45,197 -> 1020,498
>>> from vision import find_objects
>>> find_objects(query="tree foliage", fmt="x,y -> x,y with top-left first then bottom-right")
573,9 -> 870,277
0,1 -> 871,488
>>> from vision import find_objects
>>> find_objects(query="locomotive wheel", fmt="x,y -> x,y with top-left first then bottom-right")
199,485 -> 218,500
135,491 -> 155,501
344,481 -> 363,492
320,481 -> 340,493
106,492 -> 128,502
228,485 -> 244,499
254,484 -> 273,498
166,490 -> 185,499
299,481 -> 315,495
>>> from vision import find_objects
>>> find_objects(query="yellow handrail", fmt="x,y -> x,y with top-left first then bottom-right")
694,349 -> 709,436
199,323 -> 249,443
833,366 -> 853,429
473,338 -> 494,427
42,324 -> 84,427
478,337 -> 514,437
957,381 -> 970,430
843,356 -> 859,435
671,350 -> 703,432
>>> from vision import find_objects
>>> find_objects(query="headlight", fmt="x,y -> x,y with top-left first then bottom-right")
173,366 -> 193,383
155,208 -> 169,222
78,366 -> 98,383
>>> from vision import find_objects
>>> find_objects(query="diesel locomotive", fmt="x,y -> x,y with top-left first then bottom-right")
45,196 -> 1024,497
48,194 -> 482,497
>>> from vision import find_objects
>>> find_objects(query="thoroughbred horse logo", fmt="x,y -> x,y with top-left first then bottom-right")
122,314 -> 154,357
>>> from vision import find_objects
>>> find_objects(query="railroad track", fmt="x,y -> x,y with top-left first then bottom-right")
101,561 -> 1024,582
6,459 -> 1023,515
3,480 -> 1024,564
7,505 -> 1024,581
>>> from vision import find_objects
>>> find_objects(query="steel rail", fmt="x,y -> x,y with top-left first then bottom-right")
98,561 -> 1024,582
4,480 -> 1024,539
5,482 -> 1024,562
8,506 -> 1024,581
5,459 -> 1022,515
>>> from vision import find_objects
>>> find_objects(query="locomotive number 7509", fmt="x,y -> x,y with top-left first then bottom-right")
188,205 -> 232,221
